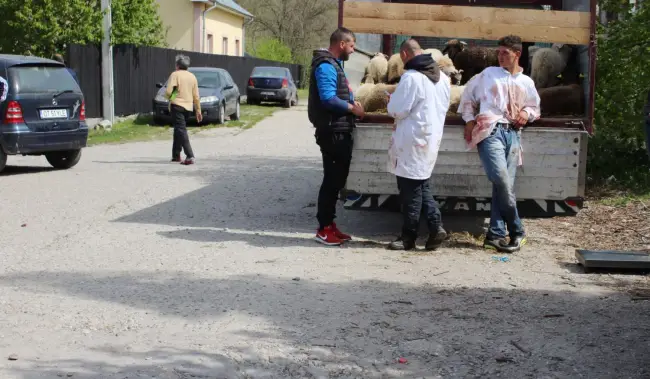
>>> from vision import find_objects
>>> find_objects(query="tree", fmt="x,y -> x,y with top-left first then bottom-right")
0,0 -> 167,58
588,0 -> 650,189
253,38 -> 292,63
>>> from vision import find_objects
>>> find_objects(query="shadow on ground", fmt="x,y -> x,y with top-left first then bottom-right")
1,272 -> 648,378
0,165 -> 54,177
109,155 -> 487,247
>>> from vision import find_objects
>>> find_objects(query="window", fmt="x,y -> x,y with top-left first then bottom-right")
8,65 -> 79,94
207,34 -> 214,53
222,37 -> 228,55
235,39 -> 240,56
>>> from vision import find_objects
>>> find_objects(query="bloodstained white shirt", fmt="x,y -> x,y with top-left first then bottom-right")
458,67 -> 540,153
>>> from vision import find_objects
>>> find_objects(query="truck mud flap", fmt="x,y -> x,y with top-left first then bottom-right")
343,194 -> 584,217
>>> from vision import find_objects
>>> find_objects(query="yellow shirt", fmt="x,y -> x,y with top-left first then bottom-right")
165,70 -> 201,113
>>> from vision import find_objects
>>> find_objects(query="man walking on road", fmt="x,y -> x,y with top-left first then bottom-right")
458,35 -> 540,253
308,27 -> 365,246
166,55 -> 202,165
386,39 -> 450,251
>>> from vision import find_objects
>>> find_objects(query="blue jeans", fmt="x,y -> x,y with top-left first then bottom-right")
396,176 -> 442,241
477,124 -> 525,240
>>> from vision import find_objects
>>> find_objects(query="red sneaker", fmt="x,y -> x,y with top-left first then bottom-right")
315,225 -> 343,246
332,222 -> 352,241
180,158 -> 195,165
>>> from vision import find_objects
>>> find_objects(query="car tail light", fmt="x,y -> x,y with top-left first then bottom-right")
248,77 -> 254,87
4,101 -> 24,124
80,101 -> 86,121
282,78 -> 288,88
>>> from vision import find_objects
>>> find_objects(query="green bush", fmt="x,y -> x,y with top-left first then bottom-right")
589,2 -> 650,192
253,38 -> 292,64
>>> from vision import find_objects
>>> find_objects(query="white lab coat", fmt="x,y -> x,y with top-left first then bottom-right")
387,70 -> 450,180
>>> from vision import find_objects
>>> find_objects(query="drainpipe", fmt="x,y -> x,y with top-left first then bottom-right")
242,16 -> 254,56
202,1 -> 219,53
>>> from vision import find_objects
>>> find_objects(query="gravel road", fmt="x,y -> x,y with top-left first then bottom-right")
0,106 -> 648,379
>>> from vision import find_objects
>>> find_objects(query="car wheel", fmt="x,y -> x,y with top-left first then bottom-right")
153,116 -> 166,126
247,98 -> 258,105
45,149 -> 82,169
230,100 -> 240,121
283,98 -> 292,109
0,149 -> 7,173
292,92 -> 299,106
218,103 -> 226,124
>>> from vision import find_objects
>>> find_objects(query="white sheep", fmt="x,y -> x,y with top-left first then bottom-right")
437,54 -> 463,85
386,53 -> 404,84
362,53 -> 389,84
530,44 -> 572,89
356,83 -> 398,113
449,85 -> 466,114
423,48 -> 443,61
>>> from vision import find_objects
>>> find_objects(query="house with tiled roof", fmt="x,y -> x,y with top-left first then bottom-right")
155,0 -> 253,56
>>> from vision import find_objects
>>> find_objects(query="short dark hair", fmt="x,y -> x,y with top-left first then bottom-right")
399,38 -> 421,54
52,53 -> 65,64
330,27 -> 356,45
498,35 -> 523,53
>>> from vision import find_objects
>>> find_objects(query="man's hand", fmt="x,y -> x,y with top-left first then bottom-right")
515,110 -> 528,127
464,121 -> 476,142
351,101 -> 365,118
196,112 -> 203,123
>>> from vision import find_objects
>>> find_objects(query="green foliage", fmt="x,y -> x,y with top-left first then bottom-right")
253,38 -> 292,64
588,1 -> 650,192
0,0 -> 166,58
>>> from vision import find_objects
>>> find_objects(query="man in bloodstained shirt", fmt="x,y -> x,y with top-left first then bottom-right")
458,35 -> 541,253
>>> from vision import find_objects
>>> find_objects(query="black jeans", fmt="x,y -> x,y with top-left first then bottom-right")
315,130 -> 353,229
171,104 -> 195,159
397,176 -> 442,241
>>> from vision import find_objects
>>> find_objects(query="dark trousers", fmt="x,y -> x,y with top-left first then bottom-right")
171,104 -> 195,159
397,176 -> 442,241
315,131 -> 353,229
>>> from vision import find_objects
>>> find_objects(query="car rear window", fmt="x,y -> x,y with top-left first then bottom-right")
252,67 -> 287,77
8,65 -> 79,94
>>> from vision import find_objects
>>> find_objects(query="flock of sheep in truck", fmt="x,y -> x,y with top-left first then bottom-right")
356,39 -> 584,118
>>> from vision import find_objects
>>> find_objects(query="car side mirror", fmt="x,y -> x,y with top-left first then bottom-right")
156,82 -> 163,88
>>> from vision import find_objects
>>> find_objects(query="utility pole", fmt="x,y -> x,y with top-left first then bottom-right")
101,0 -> 115,124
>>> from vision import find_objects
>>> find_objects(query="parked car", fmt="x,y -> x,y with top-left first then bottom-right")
246,66 -> 298,108
0,54 -> 88,173
153,67 -> 240,125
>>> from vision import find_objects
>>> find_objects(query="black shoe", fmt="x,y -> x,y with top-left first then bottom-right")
483,237 -> 507,252
425,227 -> 447,251
388,237 -> 416,251
500,236 -> 527,253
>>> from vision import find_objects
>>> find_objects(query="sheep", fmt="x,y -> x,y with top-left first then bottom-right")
386,53 -> 404,84
423,48 -> 443,61
448,85 -> 466,114
355,83 -> 398,113
436,54 -> 463,85
538,84 -> 584,116
530,44 -> 573,89
444,39 -> 499,85
362,53 -> 389,84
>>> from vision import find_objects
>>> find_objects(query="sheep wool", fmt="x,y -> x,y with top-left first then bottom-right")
423,48 -> 443,62
538,84 -> 584,116
436,55 -> 462,85
364,53 -> 389,84
449,85 -> 466,114
357,83 -> 398,113
445,40 -> 498,85
530,45 -> 572,89
387,53 -> 404,84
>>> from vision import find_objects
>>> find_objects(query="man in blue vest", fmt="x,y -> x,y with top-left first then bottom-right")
309,27 -> 365,246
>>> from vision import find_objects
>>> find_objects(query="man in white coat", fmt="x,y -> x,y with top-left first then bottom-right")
386,39 -> 451,251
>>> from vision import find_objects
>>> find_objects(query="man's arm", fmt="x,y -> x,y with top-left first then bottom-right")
193,77 -> 201,114
458,73 -> 481,123
165,72 -> 178,99
521,79 -> 541,122
315,63 -> 352,114
387,74 -> 419,120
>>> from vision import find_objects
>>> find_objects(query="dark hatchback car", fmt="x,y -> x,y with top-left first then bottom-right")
0,55 -> 87,173
153,67 -> 240,125
246,66 -> 298,108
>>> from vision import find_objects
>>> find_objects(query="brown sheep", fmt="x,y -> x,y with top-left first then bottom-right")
444,40 -> 498,85
538,84 -> 584,117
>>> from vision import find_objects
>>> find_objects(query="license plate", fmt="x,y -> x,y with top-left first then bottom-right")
261,92 -> 275,96
40,109 -> 68,119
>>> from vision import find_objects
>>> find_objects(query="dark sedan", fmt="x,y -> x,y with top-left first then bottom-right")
246,66 -> 298,108
152,67 -> 240,125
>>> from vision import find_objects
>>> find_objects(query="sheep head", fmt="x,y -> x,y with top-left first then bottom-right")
443,39 -> 466,61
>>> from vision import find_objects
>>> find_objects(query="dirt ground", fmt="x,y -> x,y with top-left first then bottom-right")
0,106 -> 648,379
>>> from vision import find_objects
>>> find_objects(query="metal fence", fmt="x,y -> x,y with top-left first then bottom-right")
66,44 -> 303,118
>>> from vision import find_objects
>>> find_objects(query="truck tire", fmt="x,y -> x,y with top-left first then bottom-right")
46,149 -> 82,169
0,149 -> 6,173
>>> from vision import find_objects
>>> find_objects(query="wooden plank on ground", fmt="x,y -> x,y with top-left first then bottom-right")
342,2 -> 590,45
575,250 -> 650,270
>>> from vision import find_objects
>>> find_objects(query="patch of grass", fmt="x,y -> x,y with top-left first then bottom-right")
88,104 -> 277,146
297,88 -> 309,102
